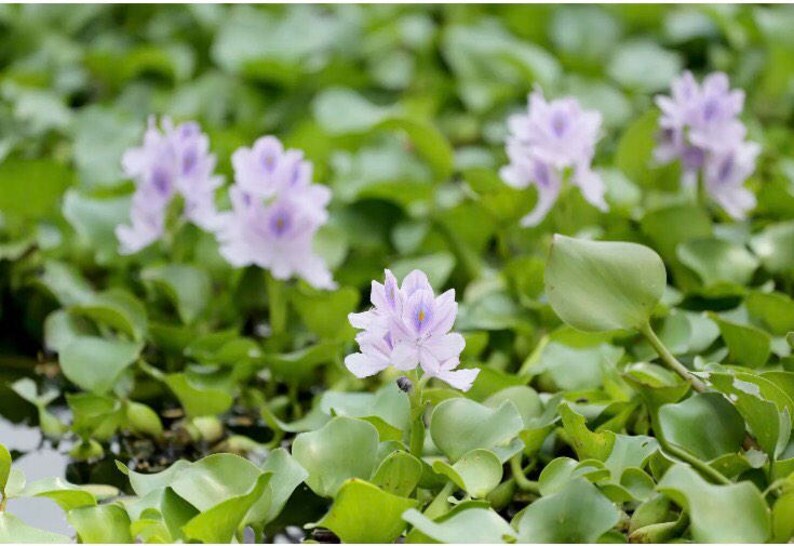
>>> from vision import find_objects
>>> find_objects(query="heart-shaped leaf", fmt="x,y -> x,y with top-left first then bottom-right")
658,393 -> 745,460
430,398 -> 523,462
292,417 -> 380,498
68,504 -> 133,544
657,464 -> 771,542
545,235 -> 666,332
432,449 -> 503,498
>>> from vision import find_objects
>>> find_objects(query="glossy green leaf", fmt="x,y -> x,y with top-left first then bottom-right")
658,393 -> 745,460
260,448 -> 309,524
0,444 -> 10,495
678,238 -> 759,288
315,479 -> 417,543
430,398 -> 524,462
68,504 -> 133,544
545,235 -> 666,332
433,449 -> 503,498
292,417 -> 380,497
181,473 -> 270,543
0,513 -> 70,543
59,336 -> 144,395
403,501 -> 517,544
657,464 -> 771,543
708,372 -> 793,457
371,451 -> 423,497
515,478 -> 621,543
21,477 -> 97,511
710,314 -> 772,368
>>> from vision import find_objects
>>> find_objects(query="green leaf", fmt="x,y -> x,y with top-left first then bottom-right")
545,235 -> 666,332
607,39 -> 682,93
657,464 -> 771,543
515,478 -> 621,543
537,458 -> 610,496
59,336 -> 143,394
432,449 -> 503,498
161,368 -> 235,419
390,252 -> 456,292
430,398 -> 524,462
167,453 -> 263,511
62,190 -> 132,265
260,448 -> 308,523
71,289 -> 148,341
0,513 -> 70,543
403,502 -> 517,544
312,87 -> 453,180
292,417 -> 380,498
292,285 -> 359,341
67,393 -> 123,441
21,477 -> 97,511
483,386 -> 543,427
746,291 -> 794,335
558,403 -> 615,461
708,372 -> 793,457
321,383 -> 411,440
141,264 -> 212,324
371,451 -> 423,497
0,159 -> 73,221
68,504 -> 133,544
658,393 -> 746,460
181,473 -> 270,543
710,314 -> 772,368
315,479 -> 417,543
677,238 -> 759,288
750,220 -> 794,274
0,444 -> 10,495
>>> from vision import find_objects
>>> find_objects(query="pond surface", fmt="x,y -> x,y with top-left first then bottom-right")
0,417 -> 75,537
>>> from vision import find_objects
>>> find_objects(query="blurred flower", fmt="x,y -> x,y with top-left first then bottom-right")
216,136 -> 336,290
655,71 -> 758,219
346,269 -> 478,391
116,117 -> 222,254
501,89 -> 606,227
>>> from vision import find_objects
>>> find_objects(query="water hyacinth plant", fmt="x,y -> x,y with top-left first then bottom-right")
3,4 -> 794,545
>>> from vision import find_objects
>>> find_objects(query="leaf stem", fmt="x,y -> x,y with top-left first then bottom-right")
660,440 -> 731,485
266,272 -> 287,344
509,453 -> 540,494
639,322 -> 706,393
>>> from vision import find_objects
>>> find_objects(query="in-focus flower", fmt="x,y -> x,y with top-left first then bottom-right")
655,71 -> 758,219
346,269 -> 478,392
116,117 -> 222,254
500,89 -> 607,227
216,136 -> 336,290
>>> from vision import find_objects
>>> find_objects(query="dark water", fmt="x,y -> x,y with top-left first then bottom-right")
0,418 -> 75,537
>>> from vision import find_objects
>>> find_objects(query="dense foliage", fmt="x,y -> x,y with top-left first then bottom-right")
2,4 -> 794,544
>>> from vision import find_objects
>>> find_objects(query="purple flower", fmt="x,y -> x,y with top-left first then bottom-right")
346,269 -> 478,392
655,71 -> 758,219
116,117 -> 222,254
216,136 -> 336,290
501,89 -> 606,227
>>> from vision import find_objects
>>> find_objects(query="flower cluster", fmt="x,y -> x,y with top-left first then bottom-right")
117,121 -> 336,290
116,117 -> 222,254
215,136 -> 336,290
500,89 -> 607,227
345,269 -> 478,391
655,71 -> 760,220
